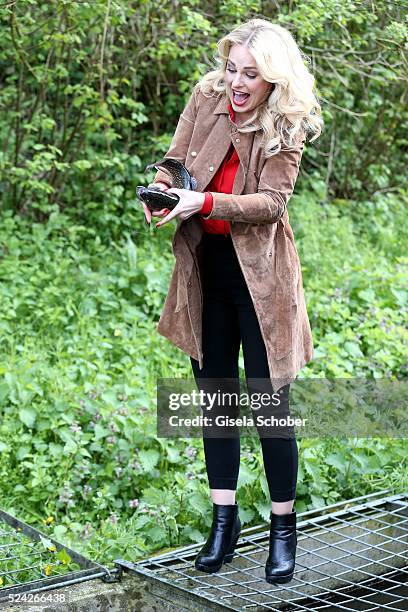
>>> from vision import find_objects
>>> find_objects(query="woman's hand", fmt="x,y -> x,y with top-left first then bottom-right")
156,188 -> 205,228
142,182 -> 171,224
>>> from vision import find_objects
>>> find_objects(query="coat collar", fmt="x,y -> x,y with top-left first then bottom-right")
213,92 -> 230,115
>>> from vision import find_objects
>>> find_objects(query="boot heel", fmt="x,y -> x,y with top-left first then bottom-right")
223,533 -> 240,564
265,570 -> 294,584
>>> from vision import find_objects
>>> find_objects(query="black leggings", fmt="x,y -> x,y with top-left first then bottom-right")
190,232 -> 298,503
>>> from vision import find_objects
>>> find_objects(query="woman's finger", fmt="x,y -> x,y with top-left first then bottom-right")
156,206 -> 179,227
152,208 -> 170,217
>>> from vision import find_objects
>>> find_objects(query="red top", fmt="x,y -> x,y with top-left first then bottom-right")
198,103 -> 239,236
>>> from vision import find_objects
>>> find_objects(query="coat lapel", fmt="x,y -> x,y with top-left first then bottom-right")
213,94 -> 255,196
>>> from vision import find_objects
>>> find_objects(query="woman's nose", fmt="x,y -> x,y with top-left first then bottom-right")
232,74 -> 244,89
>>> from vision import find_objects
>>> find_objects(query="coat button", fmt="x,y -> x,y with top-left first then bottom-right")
187,280 -> 192,287
235,138 -> 240,143
191,151 -> 197,157
209,165 -> 214,171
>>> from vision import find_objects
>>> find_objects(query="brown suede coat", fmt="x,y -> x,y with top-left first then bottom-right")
153,85 -> 314,391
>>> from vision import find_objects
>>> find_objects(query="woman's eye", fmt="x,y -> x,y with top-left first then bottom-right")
227,68 -> 257,79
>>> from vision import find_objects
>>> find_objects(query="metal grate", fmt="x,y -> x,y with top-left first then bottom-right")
0,508 -> 120,602
116,490 -> 408,611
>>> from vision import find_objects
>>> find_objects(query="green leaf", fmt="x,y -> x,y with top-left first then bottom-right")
148,525 -> 167,543
127,236 -> 137,272
259,473 -> 270,498
39,536 -> 54,550
182,525 -> 204,543
0,383 -> 9,404
138,449 -> 160,472
326,453 -> 345,470
311,495 -> 326,509
56,548 -> 71,565
237,463 -> 257,487
53,525 -> 68,540
344,341 -> 364,357
63,438 -> 78,454
238,507 -> 256,524
357,289 -> 376,302
94,424 -> 109,440
16,446 -> 31,460
189,493 -> 210,516
166,446 -> 181,463
19,408 -> 36,428
254,500 -> 271,522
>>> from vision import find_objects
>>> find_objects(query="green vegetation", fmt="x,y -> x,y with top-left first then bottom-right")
0,518 -> 80,586
0,0 -> 406,565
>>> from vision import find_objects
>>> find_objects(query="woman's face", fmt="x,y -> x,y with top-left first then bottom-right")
225,44 -> 272,121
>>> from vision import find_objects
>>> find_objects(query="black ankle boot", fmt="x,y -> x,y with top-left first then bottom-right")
265,510 -> 297,584
195,502 -> 241,573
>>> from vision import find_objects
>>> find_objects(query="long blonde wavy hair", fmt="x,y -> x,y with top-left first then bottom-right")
197,19 -> 323,158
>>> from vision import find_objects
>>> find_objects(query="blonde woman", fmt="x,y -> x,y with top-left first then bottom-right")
143,18 -> 323,583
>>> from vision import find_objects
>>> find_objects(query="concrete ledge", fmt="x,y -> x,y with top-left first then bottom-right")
0,571 -> 225,612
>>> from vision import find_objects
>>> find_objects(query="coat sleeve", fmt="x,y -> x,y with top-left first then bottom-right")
201,128 -> 306,224
152,85 -> 200,187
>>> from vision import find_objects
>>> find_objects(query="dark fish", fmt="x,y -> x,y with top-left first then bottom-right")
136,158 -> 197,212
136,185 -> 180,212
145,158 -> 198,190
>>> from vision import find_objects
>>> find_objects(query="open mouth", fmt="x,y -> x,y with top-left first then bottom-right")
233,90 -> 250,105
